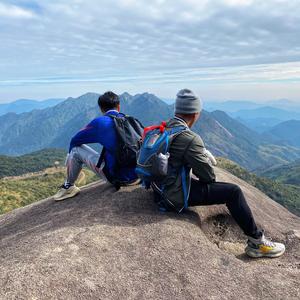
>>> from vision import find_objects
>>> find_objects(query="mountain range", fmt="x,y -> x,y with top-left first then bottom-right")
204,100 -> 262,112
231,106 -> 300,121
232,106 -> 300,132
204,99 -> 300,113
205,100 -> 300,133
0,98 -> 64,116
263,120 -> 300,147
0,92 -> 300,171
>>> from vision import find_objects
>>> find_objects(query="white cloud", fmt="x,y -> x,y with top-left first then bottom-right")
1,62 -> 299,87
0,2 -> 34,18
0,0 -> 300,100
223,0 -> 253,6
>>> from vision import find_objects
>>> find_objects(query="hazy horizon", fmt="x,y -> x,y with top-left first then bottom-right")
1,91 -> 299,106
1,1 -> 300,103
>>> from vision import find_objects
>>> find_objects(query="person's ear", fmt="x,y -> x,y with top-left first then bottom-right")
192,114 -> 197,126
190,113 -> 199,127
117,103 -> 121,112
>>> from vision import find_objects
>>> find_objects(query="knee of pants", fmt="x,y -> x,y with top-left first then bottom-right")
230,184 -> 243,200
223,184 -> 242,204
70,146 -> 80,155
229,183 -> 241,192
71,146 -> 86,158
232,184 -> 242,193
67,148 -> 81,163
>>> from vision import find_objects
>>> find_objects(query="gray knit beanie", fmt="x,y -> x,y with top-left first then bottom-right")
175,89 -> 202,114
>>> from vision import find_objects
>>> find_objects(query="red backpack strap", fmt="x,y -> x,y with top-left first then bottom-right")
142,121 -> 167,140
159,121 -> 167,133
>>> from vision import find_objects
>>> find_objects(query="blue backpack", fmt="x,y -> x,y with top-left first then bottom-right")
135,121 -> 189,211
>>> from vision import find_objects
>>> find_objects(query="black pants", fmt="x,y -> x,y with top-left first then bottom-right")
188,179 -> 261,239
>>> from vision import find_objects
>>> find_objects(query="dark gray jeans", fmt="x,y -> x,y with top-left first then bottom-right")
65,145 -> 107,185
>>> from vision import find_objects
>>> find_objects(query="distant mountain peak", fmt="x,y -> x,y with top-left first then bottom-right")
133,92 -> 163,103
211,109 -> 228,116
120,92 -> 132,97
78,92 -> 100,99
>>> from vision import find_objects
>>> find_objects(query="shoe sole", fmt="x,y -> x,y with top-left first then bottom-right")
245,248 -> 285,258
54,189 -> 80,201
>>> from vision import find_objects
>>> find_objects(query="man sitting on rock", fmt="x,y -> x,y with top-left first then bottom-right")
53,91 -> 141,201
156,88 -> 285,258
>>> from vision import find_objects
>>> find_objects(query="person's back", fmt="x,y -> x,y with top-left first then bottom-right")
70,111 -> 137,182
162,116 -> 215,211
53,91 -> 142,201
152,89 -> 286,259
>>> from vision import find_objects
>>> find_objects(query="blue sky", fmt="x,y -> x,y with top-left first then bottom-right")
0,0 -> 300,103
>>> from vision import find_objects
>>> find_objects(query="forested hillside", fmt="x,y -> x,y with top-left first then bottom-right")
0,148 -> 66,178
0,167 -> 98,215
258,160 -> 300,186
217,157 -> 300,216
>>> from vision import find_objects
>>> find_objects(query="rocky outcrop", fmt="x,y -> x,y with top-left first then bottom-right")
0,168 -> 299,299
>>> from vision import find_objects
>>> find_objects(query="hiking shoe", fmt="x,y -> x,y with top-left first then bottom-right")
245,233 -> 285,258
53,184 -> 80,201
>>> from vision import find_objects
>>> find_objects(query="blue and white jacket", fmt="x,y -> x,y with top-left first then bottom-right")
69,110 -> 138,182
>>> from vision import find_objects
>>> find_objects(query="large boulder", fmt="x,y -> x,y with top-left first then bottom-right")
0,168 -> 299,299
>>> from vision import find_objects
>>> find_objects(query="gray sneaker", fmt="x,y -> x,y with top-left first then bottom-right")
245,233 -> 285,258
53,184 -> 80,201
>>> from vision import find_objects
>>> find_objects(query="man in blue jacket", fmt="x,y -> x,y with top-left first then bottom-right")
53,91 -> 140,201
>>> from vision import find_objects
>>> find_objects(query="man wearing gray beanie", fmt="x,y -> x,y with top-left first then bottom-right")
152,88 -> 285,259
175,88 -> 202,114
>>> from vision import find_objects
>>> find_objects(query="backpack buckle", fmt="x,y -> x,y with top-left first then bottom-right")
159,121 -> 167,133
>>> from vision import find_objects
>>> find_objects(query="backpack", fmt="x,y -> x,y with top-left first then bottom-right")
135,121 -> 188,211
97,114 -> 144,189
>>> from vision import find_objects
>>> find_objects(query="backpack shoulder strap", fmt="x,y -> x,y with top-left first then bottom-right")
106,113 -> 124,120
128,116 -> 145,129
157,125 -> 187,155
167,125 -> 188,141
107,114 -> 143,128
96,147 -> 106,168
113,114 -> 144,128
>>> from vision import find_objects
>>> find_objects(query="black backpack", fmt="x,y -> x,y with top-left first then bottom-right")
97,114 -> 144,189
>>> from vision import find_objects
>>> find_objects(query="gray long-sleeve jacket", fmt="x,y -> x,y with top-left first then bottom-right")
161,117 -> 216,211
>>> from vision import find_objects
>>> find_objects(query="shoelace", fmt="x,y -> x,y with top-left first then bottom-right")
58,183 -> 71,189
261,236 -> 275,247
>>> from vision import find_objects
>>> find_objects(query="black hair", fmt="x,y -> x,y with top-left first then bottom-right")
98,91 -> 120,112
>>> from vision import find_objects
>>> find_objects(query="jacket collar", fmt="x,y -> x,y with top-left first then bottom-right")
173,116 -> 189,127
167,116 -> 189,129
105,110 -> 120,116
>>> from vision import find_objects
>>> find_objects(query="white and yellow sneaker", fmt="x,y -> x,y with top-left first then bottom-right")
53,184 -> 80,201
245,233 -> 285,258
